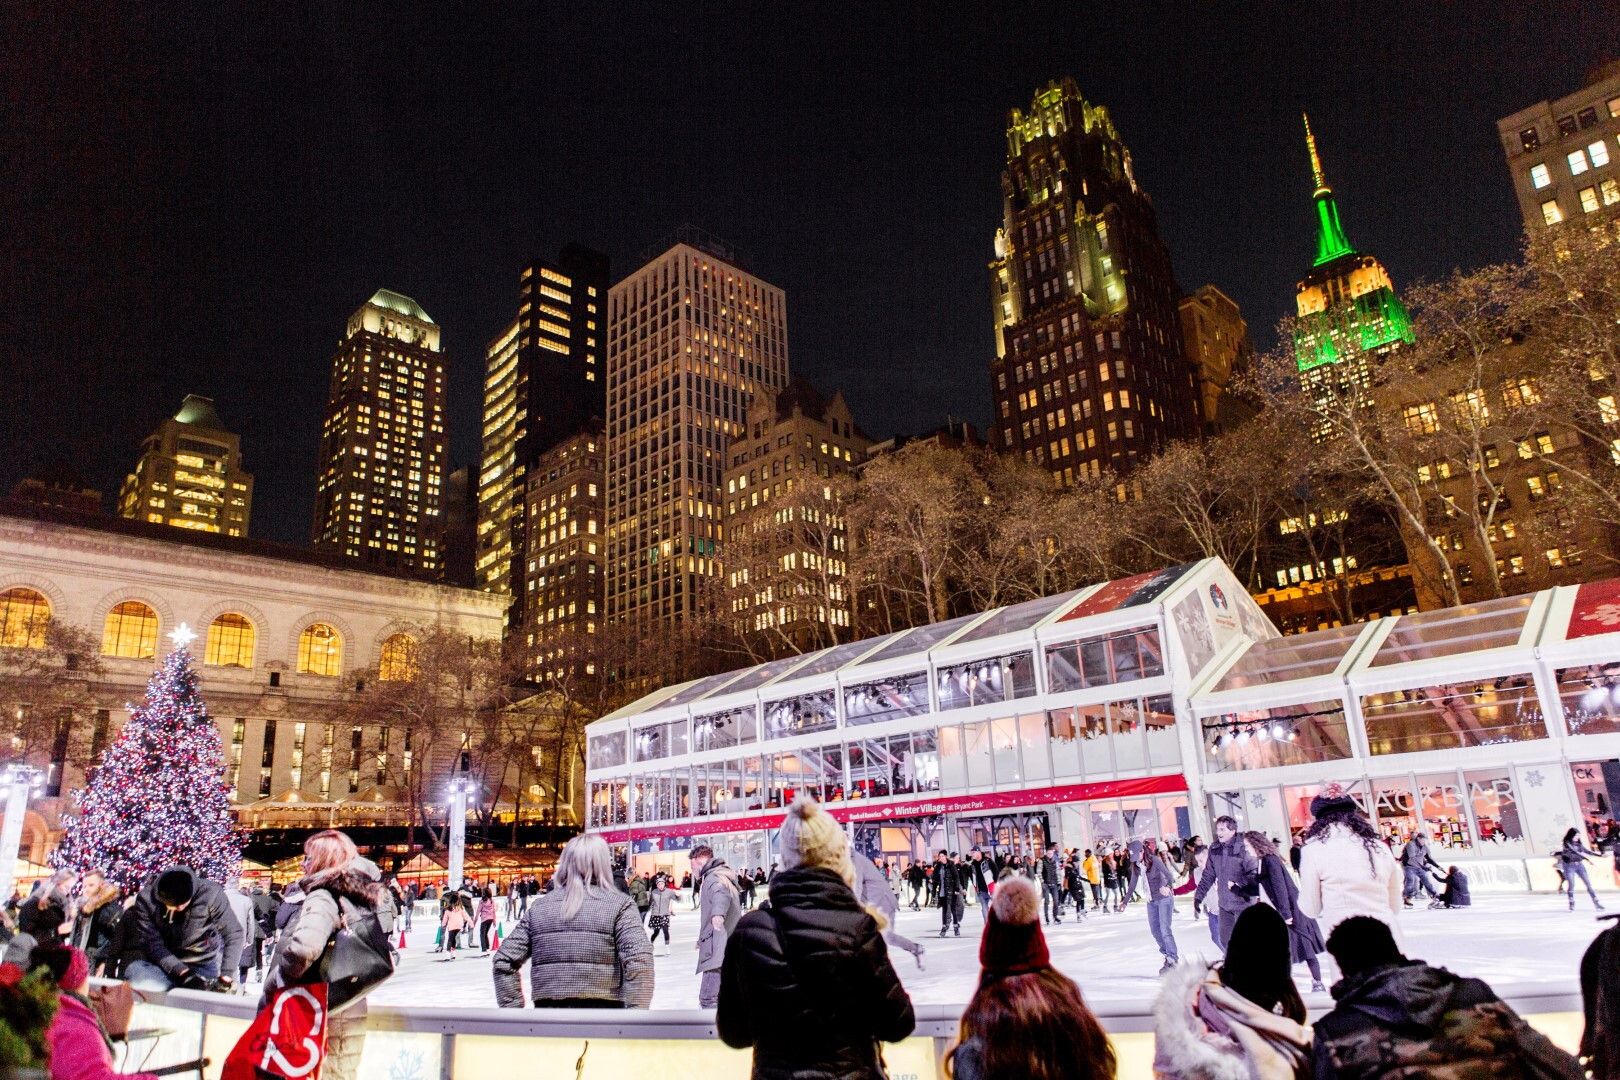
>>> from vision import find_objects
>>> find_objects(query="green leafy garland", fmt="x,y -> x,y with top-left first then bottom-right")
0,963 -> 58,1068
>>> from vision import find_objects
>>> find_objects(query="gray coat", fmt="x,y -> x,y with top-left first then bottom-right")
695,860 -> 741,974
491,886 -> 653,1008
1193,836 -> 1261,914
1144,850 -> 1177,898
855,856 -> 898,919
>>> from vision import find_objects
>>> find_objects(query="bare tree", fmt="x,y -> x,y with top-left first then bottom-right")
1509,226 -> 1620,562
848,443 -> 985,628
0,618 -> 104,774
337,624 -> 521,849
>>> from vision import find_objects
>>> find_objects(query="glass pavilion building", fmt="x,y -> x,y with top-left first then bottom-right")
586,560 -> 1620,892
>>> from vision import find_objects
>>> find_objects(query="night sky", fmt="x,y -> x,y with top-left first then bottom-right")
4,4 -> 1616,544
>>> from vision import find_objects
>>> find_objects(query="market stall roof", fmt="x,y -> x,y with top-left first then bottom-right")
395,848 -> 559,881
345,785 -> 407,806
247,789 -> 342,809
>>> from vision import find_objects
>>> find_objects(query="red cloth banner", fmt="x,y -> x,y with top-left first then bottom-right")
1056,564 -> 1192,622
597,772 -> 1189,844
222,984 -> 329,1080
1567,576 -> 1620,640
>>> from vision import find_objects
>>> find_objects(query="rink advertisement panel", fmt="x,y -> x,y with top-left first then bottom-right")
595,772 -> 1188,844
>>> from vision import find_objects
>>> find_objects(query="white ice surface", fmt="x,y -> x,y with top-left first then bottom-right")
368,890 -> 1606,1011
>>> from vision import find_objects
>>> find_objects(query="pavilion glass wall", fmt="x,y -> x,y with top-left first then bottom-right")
1211,769 -> 1527,855
1359,675 -> 1546,756
1200,699 -> 1354,774
1556,663 -> 1620,737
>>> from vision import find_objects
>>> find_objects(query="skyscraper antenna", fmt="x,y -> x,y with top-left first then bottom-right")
1303,112 -> 1328,194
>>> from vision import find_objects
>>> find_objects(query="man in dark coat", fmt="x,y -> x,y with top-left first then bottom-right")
1192,815 -> 1260,950
1038,843 -> 1064,925
966,848 -> 993,923
1314,916 -> 1579,1079
935,851 -> 964,938
122,866 -> 243,992
1399,830 -> 1444,906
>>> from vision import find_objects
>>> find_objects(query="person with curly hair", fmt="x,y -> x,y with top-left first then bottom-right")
1296,784 -> 1402,946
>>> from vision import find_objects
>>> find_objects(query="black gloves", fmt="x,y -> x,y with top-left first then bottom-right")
175,967 -> 209,991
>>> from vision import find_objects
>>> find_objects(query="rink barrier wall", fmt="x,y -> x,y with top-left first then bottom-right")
114,980 -> 1587,1080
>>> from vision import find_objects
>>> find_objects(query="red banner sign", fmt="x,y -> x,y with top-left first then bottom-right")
1056,564 -> 1191,622
1567,576 -> 1620,640
596,773 -> 1188,844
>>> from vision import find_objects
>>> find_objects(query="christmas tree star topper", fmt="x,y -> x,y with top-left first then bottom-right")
169,622 -> 196,648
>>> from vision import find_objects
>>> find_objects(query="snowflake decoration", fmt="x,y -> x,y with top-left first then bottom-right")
388,1047 -> 427,1080
1250,793 -> 1268,809
1579,602 -> 1620,629
1524,769 -> 1545,788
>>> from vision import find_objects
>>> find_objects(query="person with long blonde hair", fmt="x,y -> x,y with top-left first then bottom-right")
264,829 -> 391,1080
492,832 -> 652,1008
717,796 -> 914,1079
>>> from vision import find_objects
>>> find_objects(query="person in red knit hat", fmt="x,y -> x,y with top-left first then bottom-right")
29,943 -> 160,1080
947,875 -> 1116,1079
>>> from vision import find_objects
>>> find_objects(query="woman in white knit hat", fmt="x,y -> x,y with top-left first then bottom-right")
716,796 -> 915,1080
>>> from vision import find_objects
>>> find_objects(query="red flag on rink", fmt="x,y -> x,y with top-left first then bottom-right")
222,983 -> 328,1080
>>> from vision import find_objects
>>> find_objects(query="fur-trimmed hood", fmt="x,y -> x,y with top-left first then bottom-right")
1152,961 -> 1312,1080
1153,961 -> 1252,1080
297,860 -> 382,906
78,882 -> 122,915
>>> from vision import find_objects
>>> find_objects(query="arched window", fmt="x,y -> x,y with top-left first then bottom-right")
0,587 -> 50,649
297,623 -> 343,677
378,633 -> 418,682
205,613 -> 256,668
102,601 -> 158,659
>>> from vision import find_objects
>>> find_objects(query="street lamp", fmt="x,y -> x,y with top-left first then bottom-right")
446,775 -> 476,892
0,763 -> 45,904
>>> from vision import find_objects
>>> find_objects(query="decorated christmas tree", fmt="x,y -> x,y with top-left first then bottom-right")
54,624 -> 242,891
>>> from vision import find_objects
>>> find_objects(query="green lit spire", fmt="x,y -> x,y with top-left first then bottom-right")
1304,113 -> 1355,267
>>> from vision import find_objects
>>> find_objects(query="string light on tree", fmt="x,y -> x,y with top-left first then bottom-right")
51,622 -> 242,891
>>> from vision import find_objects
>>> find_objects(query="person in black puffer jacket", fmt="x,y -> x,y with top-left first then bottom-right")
718,797 -> 915,1080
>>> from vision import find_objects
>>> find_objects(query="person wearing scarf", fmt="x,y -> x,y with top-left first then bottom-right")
1152,904 -> 1313,1080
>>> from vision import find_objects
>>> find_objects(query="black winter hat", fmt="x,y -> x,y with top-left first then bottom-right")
155,868 -> 195,906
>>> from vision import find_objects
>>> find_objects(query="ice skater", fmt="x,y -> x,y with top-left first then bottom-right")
1141,837 -> 1179,974
1399,830 -> 1443,907
1559,828 -> 1607,912
1246,831 -> 1326,992
857,853 -> 925,969
1192,816 -> 1260,950
936,851 -> 965,937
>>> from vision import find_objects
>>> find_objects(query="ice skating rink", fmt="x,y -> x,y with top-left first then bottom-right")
371,891 -> 1607,1010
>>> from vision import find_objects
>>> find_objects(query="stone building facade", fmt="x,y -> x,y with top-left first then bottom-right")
0,503 -> 512,843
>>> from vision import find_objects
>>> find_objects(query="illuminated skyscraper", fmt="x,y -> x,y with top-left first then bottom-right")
990,78 -> 1200,490
1496,60 -> 1620,233
118,395 -> 253,535
476,246 -> 610,625
311,289 -> 447,573
606,232 -> 789,634
522,421 -> 605,681
1293,115 -> 1413,437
